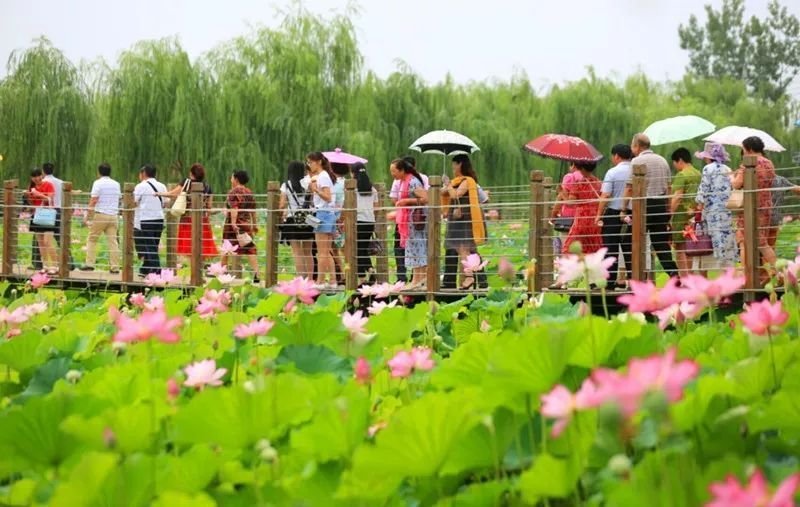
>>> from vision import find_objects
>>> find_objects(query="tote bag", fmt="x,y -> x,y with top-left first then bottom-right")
170,181 -> 190,217
32,207 -> 57,228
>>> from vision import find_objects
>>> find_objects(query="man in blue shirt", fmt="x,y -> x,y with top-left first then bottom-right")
596,144 -> 633,288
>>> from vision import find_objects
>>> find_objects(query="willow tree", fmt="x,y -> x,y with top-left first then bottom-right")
0,37 -> 92,182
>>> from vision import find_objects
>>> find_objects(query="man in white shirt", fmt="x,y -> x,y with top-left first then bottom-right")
595,145 -> 633,287
133,164 -> 167,276
81,163 -> 121,273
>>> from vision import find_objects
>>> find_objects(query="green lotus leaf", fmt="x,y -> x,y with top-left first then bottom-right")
156,445 -> 220,494
431,333 -> 493,389
49,451 -> 118,507
518,453 -> 581,502
60,401 -> 161,454
439,408 -> 522,476
0,331 -> 45,372
151,491 -> 217,507
337,390 -> 482,500
670,374 -> 735,431
247,292 -> 290,318
568,316 -> 641,369
275,344 -> 351,378
364,304 -> 430,352
0,478 -> 37,506
16,357 -> 77,402
433,480 -> 511,507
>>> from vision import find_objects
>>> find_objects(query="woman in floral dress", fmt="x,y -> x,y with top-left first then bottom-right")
562,162 -> 603,254
390,158 -> 428,289
695,142 -> 738,268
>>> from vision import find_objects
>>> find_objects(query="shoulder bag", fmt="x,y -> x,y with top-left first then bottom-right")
170,180 -> 190,217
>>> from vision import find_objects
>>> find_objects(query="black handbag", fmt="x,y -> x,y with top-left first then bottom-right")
552,217 -> 573,232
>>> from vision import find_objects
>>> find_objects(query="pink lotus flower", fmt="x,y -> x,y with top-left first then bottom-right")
480,320 -> 491,332
144,269 -> 178,287
541,379 -> 598,437
166,378 -> 180,401
462,254 -> 488,275
130,293 -> 146,308
342,310 -> 374,344
651,301 -> 703,330
354,357 -> 371,384
785,255 -> 800,286
486,209 -> 500,220
388,347 -> 435,378
508,223 -> 523,230
0,307 -> 30,326
680,269 -> 745,307
206,262 -> 227,277
29,272 -> 50,289
220,240 -> 239,256
556,248 -> 616,286
275,277 -> 319,305
367,421 -> 387,438
144,296 -> 164,312
707,470 -> 800,507
234,318 -> 274,339
183,359 -> 227,389
541,349 -> 698,433
111,307 -> 182,344
740,300 -> 789,336
618,278 -> 686,313
22,302 -> 48,317
368,300 -> 398,315
498,257 -> 516,282
216,274 -> 236,285
196,289 -> 231,319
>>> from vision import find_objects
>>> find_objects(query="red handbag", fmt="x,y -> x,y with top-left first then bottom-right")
684,218 -> 714,257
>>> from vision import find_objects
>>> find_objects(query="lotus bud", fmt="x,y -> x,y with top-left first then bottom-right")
568,241 -> 583,255
166,378 -> 180,401
608,454 -> 631,476
103,427 -> 117,449
65,369 -> 82,384
432,335 -> 443,342
242,380 -> 256,393
112,341 -> 127,354
480,414 -> 494,432
576,301 -> 589,317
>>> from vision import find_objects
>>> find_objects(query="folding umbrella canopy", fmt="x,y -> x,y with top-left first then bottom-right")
409,130 -> 480,156
643,115 -> 715,146
704,126 -> 786,152
322,147 -> 368,164
523,134 -> 604,163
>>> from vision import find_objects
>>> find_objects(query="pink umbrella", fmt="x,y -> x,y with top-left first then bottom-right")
322,147 -> 368,164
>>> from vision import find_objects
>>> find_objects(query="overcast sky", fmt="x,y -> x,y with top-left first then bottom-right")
2,0 -> 797,96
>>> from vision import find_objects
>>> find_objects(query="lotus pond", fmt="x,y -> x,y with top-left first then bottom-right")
1,254 -> 800,506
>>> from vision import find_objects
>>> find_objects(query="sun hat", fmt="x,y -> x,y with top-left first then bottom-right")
694,142 -> 730,164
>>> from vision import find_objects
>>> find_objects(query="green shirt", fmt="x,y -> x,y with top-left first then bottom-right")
673,166 -> 701,213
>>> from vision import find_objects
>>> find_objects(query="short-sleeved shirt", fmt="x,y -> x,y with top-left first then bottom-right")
31,181 -> 55,207
672,166 -> 701,213
134,178 -> 167,228
600,162 -> 632,210
43,175 -> 63,208
560,171 -> 579,217
771,175 -> 793,226
390,173 -> 429,200
357,188 -> 378,223
633,150 -> 671,197
312,171 -> 334,210
333,179 -> 345,210
90,177 -> 121,216
281,181 -> 310,216
226,185 -> 256,226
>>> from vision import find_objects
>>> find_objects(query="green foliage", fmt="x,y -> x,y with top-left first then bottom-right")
679,0 -> 800,101
1,7 -> 798,193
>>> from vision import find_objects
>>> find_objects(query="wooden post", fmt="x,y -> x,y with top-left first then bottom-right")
165,182 -> 177,269
121,183 -> 135,286
528,171 -> 544,294
630,164 -> 647,281
374,183 -> 388,284
58,182 -> 73,278
541,176 -> 555,288
189,182 -> 204,286
264,181 -> 280,287
2,180 -> 18,276
742,155 -> 759,300
343,179 -> 358,290
426,176 -> 442,300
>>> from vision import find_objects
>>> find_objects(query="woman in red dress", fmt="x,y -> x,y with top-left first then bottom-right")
25,168 -> 59,274
163,163 -> 218,264
562,161 -> 603,255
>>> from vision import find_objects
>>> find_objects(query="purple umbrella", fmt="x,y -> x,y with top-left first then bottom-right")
322,147 -> 368,165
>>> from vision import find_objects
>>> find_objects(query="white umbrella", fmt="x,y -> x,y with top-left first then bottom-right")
704,126 -> 786,152
643,115 -> 715,146
409,130 -> 480,156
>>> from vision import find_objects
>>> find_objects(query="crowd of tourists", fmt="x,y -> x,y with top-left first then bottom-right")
21,152 -> 491,291
550,133 -> 800,289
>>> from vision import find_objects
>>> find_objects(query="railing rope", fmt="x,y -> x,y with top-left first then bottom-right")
374,182 -> 388,284
189,182 -> 204,286
264,181 -> 280,287
59,182 -> 73,278
343,179 -> 358,291
2,180 -> 18,277
426,176 -> 442,300
528,170 -> 544,293
630,164 -> 647,281
742,154 -> 759,300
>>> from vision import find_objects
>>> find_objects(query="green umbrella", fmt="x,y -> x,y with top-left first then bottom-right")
643,115 -> 716,146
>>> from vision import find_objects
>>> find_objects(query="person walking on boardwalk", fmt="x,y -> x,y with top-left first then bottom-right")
133,164 -> 167,276
631,133 -> 678,280
695,142 -> 738,270
595,144 -> 633,289
222,169 -> 260,283
669,148 -> 701,277
562,161 -> 603,255
81,163 -> 121,273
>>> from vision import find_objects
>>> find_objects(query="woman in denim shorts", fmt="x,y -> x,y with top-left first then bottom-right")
306,152 -> 338,287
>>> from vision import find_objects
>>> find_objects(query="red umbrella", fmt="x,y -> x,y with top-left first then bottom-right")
524,134 -> 604,163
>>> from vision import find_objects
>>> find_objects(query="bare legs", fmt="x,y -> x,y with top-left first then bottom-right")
291,240 -> 313,279
315,233 -> 334,285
